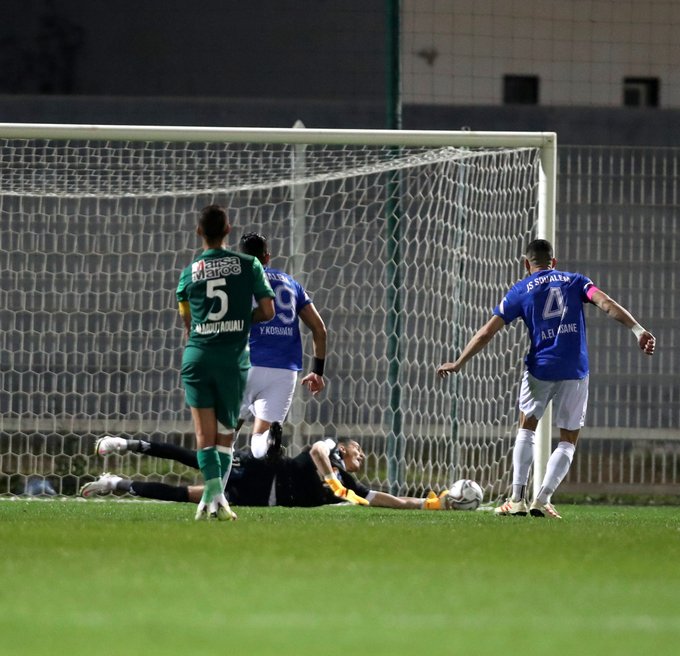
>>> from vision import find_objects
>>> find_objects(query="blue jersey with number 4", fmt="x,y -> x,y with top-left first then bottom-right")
249,268 -> 312,371
493,269 -> 595,381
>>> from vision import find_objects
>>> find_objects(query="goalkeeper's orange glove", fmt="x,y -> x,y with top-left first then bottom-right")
423,490 -> 449,510
324,474 -> 369,506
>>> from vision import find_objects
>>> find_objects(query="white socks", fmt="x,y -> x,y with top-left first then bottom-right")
511,429 -> 535,501
250,431 -> 270,459
217,445 -> 234,487
536,441 -> 576,505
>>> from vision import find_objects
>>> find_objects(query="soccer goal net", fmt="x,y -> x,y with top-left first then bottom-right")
0,124 -> 556,501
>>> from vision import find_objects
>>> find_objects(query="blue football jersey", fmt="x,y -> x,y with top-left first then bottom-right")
493,269 -> 595,380
249,268 -> 312,370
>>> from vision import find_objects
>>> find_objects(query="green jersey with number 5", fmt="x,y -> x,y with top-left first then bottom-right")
176,248 -> 274,366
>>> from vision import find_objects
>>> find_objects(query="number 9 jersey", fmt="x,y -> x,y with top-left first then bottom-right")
249,267 -> 313,371
493,269 -> 595,381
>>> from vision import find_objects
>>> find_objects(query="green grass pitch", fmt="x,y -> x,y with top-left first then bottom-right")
1,500 -> 679,656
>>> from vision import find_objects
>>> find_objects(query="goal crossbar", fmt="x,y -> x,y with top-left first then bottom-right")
0,122 -> 556,148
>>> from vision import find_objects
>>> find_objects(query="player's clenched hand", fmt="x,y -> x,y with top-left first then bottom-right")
324,474 -> 369,505
301,372 -> 325,395
639,331 -> 656,355
437,362 -> 460,378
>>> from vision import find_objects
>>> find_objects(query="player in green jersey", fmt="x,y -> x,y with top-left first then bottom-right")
176,205 -> 275,520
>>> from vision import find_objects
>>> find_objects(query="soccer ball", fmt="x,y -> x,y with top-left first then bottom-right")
445,479 -> 483,511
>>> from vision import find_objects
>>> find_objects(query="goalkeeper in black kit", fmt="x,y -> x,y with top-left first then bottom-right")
81,435 -> 453,511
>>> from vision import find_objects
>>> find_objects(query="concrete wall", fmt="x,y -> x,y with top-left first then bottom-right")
1,1 -> 679,145
1,95 -> 679,146
403,0 -> 680,107
6,1 -> 680,110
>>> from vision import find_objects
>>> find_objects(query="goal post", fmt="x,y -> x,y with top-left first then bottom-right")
535,138 -> 557,500
0,123 -> 556,501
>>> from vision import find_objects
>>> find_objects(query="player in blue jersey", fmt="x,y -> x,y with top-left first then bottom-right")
235,232 -> 327,458
437,239 -> 655,519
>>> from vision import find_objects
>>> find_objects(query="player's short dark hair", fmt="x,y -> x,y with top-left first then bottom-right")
199,205 -> 228,240
240,232 -> 268,259
526,238 -> 553,266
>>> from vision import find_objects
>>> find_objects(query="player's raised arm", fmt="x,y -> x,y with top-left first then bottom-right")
437,315 -> 505,378
588,289 -> 656,355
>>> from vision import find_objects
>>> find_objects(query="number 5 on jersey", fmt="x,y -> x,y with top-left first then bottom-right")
207,278 -> 228,320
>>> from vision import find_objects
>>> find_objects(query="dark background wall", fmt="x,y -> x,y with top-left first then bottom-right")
0,0 -> 386,99
0,0 -> 679,145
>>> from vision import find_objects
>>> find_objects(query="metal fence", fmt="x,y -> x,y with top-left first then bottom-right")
557,146 -> 679,496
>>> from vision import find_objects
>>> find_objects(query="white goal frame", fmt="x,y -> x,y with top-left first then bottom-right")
0,123 -> 556,499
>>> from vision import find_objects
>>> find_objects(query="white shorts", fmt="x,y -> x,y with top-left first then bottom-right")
518,370 -> 589,431
239,366 -> 298,424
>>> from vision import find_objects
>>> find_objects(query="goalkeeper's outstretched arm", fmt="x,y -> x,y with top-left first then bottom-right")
308,440 -> 457,511
367,490 -> 451,510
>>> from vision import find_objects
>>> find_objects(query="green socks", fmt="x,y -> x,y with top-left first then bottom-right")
197,445 -> 234,504
197,447 -> 222,504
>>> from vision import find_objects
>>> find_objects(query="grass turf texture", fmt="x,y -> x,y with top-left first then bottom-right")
1,501 -> 679,656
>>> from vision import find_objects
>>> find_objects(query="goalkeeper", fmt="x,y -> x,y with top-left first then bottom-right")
81,436 -> 450,511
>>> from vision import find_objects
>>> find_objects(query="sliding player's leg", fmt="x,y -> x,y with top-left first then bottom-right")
96,435 -> 200,468
81,473 -> 202,503
81,468 -> 273,508
82,451 -> 271,505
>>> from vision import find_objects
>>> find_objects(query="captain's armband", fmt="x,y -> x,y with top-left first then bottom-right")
585,285 -> 601,301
